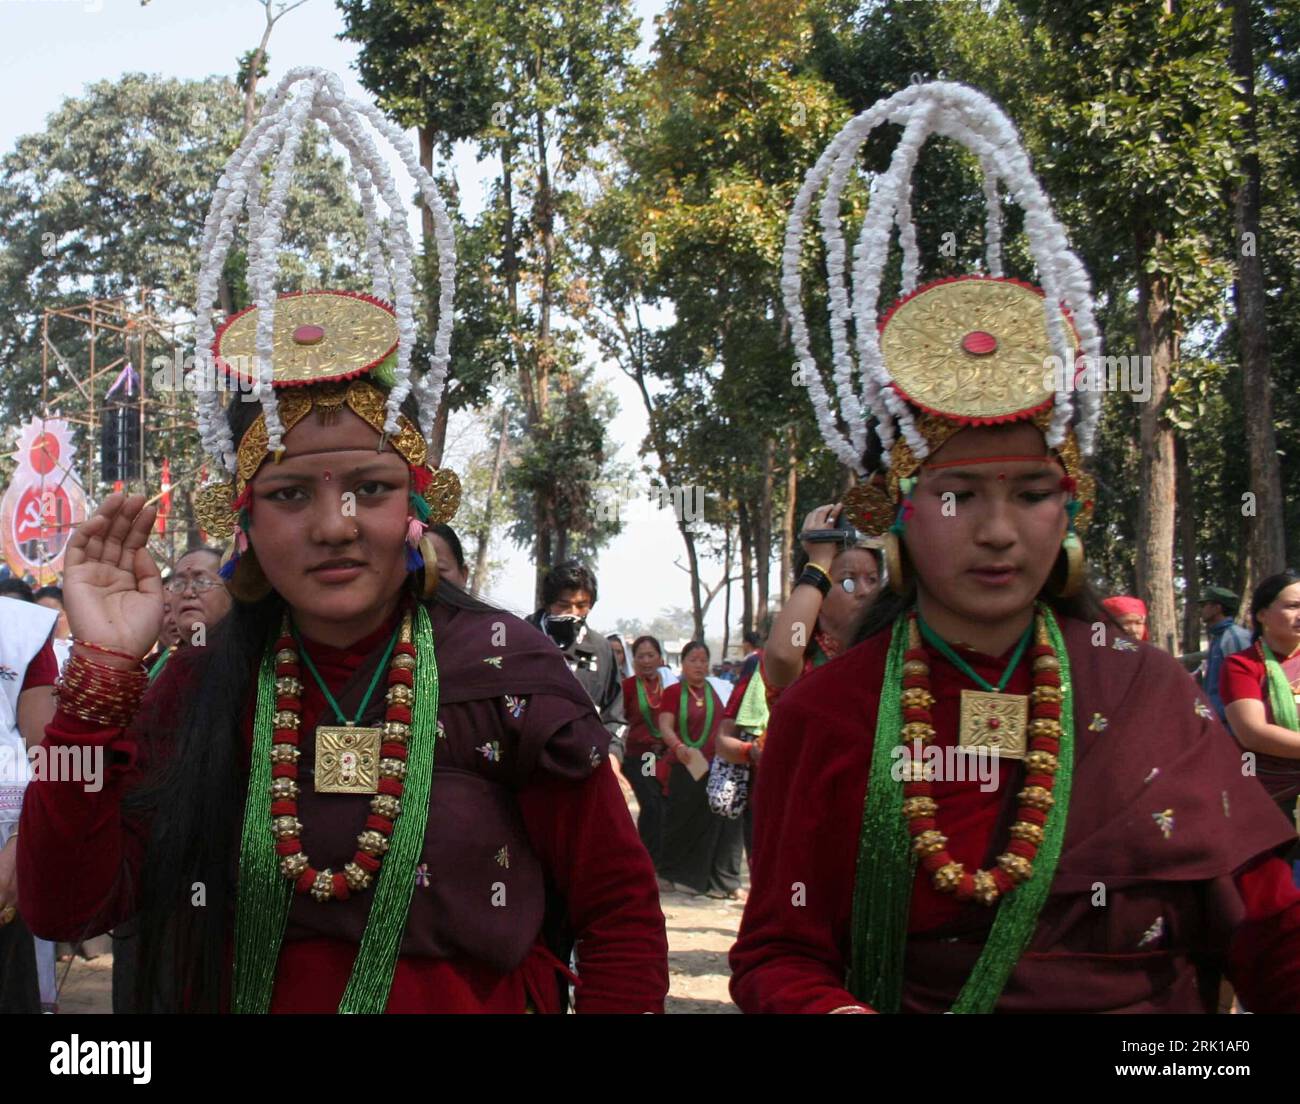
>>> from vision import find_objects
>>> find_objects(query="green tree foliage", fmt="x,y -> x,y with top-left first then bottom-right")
0,73 -> 370,418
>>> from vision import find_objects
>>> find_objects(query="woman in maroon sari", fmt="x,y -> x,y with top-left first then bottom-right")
731,79 -> 1300,1014
622,635 -> 670,866
656,642 -> 742,899
14,69 -> 666,1015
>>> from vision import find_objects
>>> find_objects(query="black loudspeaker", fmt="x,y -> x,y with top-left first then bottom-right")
100,396 -> 142,483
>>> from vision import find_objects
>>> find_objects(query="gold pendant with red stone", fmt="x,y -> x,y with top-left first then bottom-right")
957,689 -> 1028,759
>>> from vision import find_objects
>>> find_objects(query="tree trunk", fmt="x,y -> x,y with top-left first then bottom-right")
1134,228 -> 1179,653
780,427 -> 798,603
682,522 -> 704,641
242,4 -> 275,136
531,106 -> 558,597
738,499 -> 754,638
470,406 -> 509,594
722,521 -> 732,660
1230,0 -> 1286,610
756,438 -> 774,631
1174,434 -> 1200,654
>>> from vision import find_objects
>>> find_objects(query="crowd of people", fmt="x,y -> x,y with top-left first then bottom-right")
4,72 -> 1300,1018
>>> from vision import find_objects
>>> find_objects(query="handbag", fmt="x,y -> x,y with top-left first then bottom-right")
706,747 -> 750,819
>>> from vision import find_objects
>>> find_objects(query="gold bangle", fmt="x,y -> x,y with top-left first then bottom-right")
803,561 -> 830,581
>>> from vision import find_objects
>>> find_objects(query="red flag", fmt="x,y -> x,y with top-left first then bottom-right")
155,458 -> 172,534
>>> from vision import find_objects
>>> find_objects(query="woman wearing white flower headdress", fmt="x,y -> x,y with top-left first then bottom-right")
730,80 -> 1300,1014
16,69 -> 667,1014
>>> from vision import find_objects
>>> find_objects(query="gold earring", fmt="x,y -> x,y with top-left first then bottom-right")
1047,531 -> 1085,599
882,531 -> 910,596
417,533 -> 441,600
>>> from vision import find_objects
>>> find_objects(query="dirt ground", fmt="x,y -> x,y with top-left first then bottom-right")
660,883 -> 745,1014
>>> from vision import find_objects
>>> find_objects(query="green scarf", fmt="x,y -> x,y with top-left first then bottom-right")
848,603 -> 1075,1013
1260,639 -> 1300,732
635,675 -> 662,735
231,603 -> 440,1014
678,682 -> 714,749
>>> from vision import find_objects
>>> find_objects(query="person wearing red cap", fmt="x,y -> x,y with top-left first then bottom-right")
1101,595 -> 1148,641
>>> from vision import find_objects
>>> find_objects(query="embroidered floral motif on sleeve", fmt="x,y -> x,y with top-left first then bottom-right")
1137,916 -> 1165,949
1152,809 -> 1175,839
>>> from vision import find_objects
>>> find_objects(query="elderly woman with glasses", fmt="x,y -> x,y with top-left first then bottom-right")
149,548 -> 233,681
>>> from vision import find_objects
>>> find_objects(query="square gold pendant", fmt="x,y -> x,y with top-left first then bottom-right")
957,690 -> 1029,759
315,725 -> 383,794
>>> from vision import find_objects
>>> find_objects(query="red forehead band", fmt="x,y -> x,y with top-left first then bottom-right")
920,455 -> 1058,472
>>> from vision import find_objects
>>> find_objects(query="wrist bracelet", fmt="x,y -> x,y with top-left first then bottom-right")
797,568 -> 832,597
72,639 -> 141,663
55,652 -> 147,727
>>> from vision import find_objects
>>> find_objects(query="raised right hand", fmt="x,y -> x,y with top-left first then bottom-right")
62,493 -> 163,661
799,503 -> 843,568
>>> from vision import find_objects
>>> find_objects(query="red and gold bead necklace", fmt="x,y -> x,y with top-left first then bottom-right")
899,609 -> 1062,906
268,609 -> 418,903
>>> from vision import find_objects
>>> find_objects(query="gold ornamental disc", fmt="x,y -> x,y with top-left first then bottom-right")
423,467 -> 462,525
315,725 -> 383,794
957,689 -> 1028,759
881,277 -> 1076,423
843,477 -> 895,537
214,290 -> 400,386
192,480 -> 237,539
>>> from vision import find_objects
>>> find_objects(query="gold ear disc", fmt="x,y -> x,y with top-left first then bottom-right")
422,468 -> 461,525
193,481 -> 238,539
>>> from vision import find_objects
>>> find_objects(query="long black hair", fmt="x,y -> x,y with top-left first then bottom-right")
125,387 -> 497,1012
1248,570 -> 1300,641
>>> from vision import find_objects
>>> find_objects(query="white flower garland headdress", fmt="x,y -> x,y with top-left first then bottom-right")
783,80 -> 1101,474
189,67 -> 457,474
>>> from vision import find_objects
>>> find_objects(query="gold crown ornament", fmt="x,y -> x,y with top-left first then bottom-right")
193,293 -> 460,541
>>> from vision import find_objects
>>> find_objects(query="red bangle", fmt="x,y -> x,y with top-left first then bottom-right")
72,638 -> 141,663
742,742 -> 753,764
